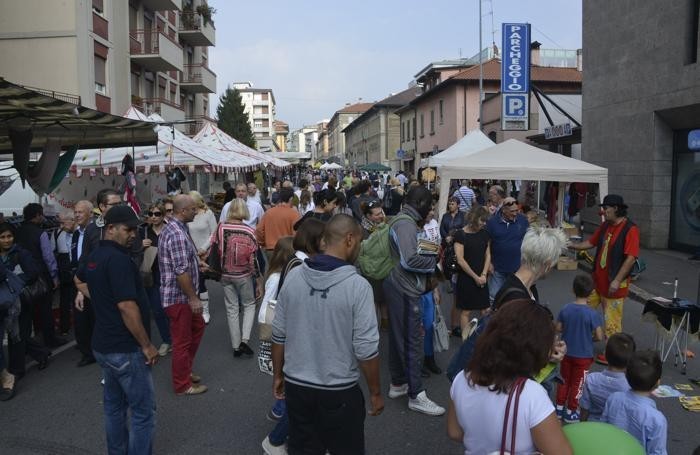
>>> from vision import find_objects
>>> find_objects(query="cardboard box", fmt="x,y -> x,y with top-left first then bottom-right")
557,256 -> 579,271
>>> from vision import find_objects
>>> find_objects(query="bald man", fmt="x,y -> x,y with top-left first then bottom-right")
158,194 -> 207,395
271,214 -> 382,454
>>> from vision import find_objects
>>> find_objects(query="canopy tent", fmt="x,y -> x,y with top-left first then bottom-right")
266,151 -> 312,162
193,122 -> 290,170
424,129 -> 495,168
321,162 -> 343,170
71,108 -> 264,175
437,139 -> 608,226
359,162 -> 391,172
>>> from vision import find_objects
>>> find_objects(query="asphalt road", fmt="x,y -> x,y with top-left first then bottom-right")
1,269 -> 698,454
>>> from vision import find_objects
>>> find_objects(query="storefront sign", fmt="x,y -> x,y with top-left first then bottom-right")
689,129 -> 700,150
544,123 -> 573,140
501,23 -> 531,131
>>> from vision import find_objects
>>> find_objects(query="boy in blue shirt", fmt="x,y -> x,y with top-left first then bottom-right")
555,274 -> 604,423
602,350 -> 668,455
580,332 -> 636,421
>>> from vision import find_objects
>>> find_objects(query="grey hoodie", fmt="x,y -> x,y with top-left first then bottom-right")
271,258 -> 379,390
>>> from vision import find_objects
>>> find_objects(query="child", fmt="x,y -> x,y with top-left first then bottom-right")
602,351 -> 668,455
555,274 -> 604,423
580,332 -> 636,422
420,272 -> 443,377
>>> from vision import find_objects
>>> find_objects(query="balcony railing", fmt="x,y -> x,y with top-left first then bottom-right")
178,12 -> 215,46
20,84 -> 81,105
129,29 -> 181,55
184,115 -> 216,136
139,97 -> 183,116
181,64 -> 206,83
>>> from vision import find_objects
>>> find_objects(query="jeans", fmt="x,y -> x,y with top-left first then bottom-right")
420,292 -> 435,356
488,270 -> 508,302
165,303 -> 206,393
145,286 -> 170,345
221,276 -> 256,349
94,350 -> 156,455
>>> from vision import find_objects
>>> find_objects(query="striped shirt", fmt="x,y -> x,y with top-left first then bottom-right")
452,186 -> 475,212
158,218 -> 200,307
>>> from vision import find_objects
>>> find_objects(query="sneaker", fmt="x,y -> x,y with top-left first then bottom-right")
176,384 -> 208,396
564,410 -> 580,424
408,391 -> 445,416
266,408 -> 282,422
190,373 -> 201,383
239,342 -> 254,357
555,405 -> 565,420
0,387 -> 15,401
388,383 -> 408,399
158,343 -> 171,357
595,354 -> 608,365
233,349 -> 243,358
262,436 -> 287,455
202,313 -> 211,324
100,378 -> 105,386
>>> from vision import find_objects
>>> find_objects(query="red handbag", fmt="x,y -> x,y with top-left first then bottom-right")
499,377 -> 528,455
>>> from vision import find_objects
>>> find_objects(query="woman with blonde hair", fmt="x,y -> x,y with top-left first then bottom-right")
187,190 -> 217,323
384,177 -> 405,216
214,198 -> 260,358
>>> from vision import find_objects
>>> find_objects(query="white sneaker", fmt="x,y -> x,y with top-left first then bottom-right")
388,383 -> 408,399
262,436 -> 287,455
408,391 -> 445,416
157,343 -> 171,357
200,292 -> 211,324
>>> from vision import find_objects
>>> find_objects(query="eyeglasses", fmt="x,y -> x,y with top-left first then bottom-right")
147,211 -> 162,217
165,208 -> 173,213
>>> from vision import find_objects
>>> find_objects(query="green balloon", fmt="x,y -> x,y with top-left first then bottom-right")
563,422 -> 645,455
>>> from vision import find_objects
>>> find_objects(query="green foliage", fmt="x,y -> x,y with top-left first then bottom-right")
216,87 -> 256,149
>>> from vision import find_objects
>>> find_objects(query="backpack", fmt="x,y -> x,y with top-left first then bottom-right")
220,225 -> 258,276
358,214 -> 412,280
383,185 -> 393,209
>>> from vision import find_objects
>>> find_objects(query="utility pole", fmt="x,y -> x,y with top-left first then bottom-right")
478,0 -> 484,131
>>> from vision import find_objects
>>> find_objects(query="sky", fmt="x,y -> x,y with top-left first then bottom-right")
208,0 -> 582,131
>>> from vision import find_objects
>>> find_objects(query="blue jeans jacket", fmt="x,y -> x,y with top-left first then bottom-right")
94,350 -> 156,455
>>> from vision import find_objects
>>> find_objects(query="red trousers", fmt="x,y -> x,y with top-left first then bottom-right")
165,303 -> 206,393
555,355 -> 593,410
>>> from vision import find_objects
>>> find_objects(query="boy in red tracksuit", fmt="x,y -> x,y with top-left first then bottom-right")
555,274 -> 604,423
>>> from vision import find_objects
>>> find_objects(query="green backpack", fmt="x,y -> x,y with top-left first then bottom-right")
358,214 -> 412,280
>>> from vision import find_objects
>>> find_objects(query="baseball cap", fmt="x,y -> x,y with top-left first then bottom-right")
599,194 -> 628,208
103,205 -> 140,228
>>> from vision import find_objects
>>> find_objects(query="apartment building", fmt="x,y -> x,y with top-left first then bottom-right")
327,102 -> 374,163
316,121 -> 329,159
344,87 -> 421,171
232,82 -> 277,152
273,120 -> 289,152
0,0 -> 216,135
287,124 -> 320,160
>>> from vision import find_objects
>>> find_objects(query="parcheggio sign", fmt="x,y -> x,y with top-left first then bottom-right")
501,23 -> 531,131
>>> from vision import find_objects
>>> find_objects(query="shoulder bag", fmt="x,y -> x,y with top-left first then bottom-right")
433,301 -> 450,352
488,377 -> 528,455
204,224 -> 222,281
21,274 -> 50,302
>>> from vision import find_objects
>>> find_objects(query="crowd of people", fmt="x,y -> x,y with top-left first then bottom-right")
0,169 -> 676,454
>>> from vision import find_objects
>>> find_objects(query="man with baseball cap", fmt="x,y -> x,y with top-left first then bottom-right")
570,194 -> 640,364
75,205 -> 158,454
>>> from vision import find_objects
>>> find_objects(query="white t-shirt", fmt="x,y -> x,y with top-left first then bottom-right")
219,199 -> 265,228
450,370 -> 554,455
259,272 -> 281,324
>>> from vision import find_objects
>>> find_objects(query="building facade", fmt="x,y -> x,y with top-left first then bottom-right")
343,88 -> 420,171
273,120 -> 288,152
583,0 -> 700,250
232,82 -> 277,152
0,0 -> 216,135
316,121 -> 329,159
327,103 -> 373,164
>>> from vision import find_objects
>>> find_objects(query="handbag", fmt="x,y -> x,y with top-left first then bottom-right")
21,274 -> 50,301
490,377 -> 527,455
441,241 -> 458,279
140,246 -> 158,288
204,225 -> 222,281
433,302 -> 450,352
0,272 -> 24,311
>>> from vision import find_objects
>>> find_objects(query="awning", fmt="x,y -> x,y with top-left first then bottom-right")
0,78 -> 158,152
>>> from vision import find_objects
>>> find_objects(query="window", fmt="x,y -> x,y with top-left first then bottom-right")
92,0 -> 104,16
413,117 -> 417,140
687,0 -> 700,64
130,72 -> 139,96
94,55 -> 106,94
400,121 -> 404,142
439,99 -> 444,125
420,114 -> 424,137
430,110 -> 435,135
407,120 -> 411,140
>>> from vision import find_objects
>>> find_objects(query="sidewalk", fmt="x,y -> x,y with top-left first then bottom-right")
579,248 -> 700,304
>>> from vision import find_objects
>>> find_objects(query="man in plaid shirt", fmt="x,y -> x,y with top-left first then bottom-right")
159,194 -> 207,395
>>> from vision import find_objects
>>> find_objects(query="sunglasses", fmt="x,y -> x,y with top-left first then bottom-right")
165,209 -> 173,213
147,211 -> 162,217
504,201 -> 518,207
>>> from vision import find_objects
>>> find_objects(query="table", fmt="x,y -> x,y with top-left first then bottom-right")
642,299 -> 700,375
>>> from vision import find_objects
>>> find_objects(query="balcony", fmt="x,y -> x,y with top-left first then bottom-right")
183,115 -> 216,136
139,97 -> 185,122
178,12 -> 215,47
180,64 -> 216,93
130,29 -> 183,72
141,0 -> 181,11
252,99 -> 269,106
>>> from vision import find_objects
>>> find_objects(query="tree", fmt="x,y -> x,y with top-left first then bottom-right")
216,87 -> 256,149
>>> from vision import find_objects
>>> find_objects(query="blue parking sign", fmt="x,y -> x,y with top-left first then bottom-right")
503,94 -> 528,117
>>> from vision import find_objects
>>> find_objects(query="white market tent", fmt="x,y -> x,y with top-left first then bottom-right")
321,162 -> 343,170
423,129 -> 495,168
193,122 -> 290,170
437,139 -> 608,226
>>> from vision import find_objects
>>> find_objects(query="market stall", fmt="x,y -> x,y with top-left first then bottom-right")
437,139 -> 608,227
423,129 -> 494,168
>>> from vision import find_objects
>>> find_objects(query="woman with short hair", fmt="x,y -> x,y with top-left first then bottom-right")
447,299 -> 572,455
